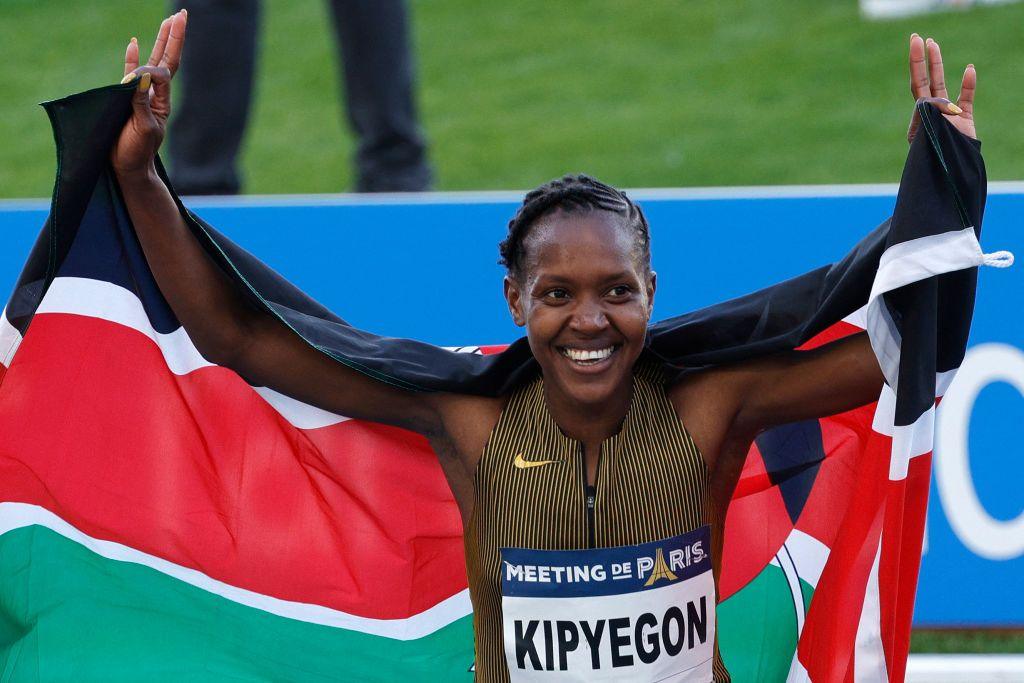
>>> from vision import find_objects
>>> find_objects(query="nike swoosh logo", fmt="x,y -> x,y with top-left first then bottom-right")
513,453 -> 558,469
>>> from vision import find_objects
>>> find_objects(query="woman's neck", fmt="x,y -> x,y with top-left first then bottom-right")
543,378 -> 633,445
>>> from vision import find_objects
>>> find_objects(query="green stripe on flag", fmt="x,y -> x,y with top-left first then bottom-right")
0,525 -> 475,682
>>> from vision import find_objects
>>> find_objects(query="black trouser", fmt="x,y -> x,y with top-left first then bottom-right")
167,0 -> 432,194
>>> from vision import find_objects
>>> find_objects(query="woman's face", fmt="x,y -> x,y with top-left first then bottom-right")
504,209 -> 655,408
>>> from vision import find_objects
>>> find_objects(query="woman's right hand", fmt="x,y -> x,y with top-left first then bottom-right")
111,10 -> 188,176
906,34 -> 977,145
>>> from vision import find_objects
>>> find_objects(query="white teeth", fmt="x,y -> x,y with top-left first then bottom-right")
562,347 -> 614,362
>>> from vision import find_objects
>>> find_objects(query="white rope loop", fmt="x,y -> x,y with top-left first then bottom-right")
982,250 -> 1014,268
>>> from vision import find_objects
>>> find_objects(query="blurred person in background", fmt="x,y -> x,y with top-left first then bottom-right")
168,0 -> 432,195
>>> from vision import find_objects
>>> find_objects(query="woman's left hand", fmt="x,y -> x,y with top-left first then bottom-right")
907,34 -> 977,144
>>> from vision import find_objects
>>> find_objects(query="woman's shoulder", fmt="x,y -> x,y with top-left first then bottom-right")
428,391 -> 508,487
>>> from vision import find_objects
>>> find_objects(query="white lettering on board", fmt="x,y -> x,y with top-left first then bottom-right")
937,343 -> 1024,560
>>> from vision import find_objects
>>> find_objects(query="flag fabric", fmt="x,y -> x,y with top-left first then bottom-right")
0,83 -> 999,681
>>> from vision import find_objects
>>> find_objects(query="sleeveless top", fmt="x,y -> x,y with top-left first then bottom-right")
464,363 -> 731,682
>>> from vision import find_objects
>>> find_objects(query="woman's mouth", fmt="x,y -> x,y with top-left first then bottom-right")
559,345 -> 618,368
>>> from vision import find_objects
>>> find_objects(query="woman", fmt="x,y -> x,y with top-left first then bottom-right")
114,11 -> 977,681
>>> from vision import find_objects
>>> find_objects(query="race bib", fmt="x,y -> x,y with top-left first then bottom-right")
501,526 -> 715,682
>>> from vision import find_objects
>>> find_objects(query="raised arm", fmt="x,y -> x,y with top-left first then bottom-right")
735,33 -> 979,429
675,33 -> 979,475
672,332 -> 883,471
112,13 -> 444,436
731,332 -> 883,434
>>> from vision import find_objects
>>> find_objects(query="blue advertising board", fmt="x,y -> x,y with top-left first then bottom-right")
1,184 -> 1021,626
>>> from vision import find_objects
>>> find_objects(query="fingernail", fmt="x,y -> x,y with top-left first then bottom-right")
120,72 -> 138,85
948,103 -> 963,115
138,72 -> 152,92
967,63 -> 975,69
130,36 -> 137,44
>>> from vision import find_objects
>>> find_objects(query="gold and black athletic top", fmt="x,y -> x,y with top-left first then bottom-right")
465,362 -> 730,682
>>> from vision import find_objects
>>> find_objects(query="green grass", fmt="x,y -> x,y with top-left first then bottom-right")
912,629 -> 1024,653
2,1 -> 1024,197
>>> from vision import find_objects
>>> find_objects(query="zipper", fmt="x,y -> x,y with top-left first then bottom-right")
579,443 -> 597,549
585,485 -> 596,549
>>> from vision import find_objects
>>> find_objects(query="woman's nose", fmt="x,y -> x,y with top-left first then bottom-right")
569,301 -> 609,333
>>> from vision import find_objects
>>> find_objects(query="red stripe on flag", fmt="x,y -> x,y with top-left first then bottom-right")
796,320 -> 864,350
879,452 -> 931,682
798,430 -> 891,681
476,344 -> 507,355
720,442 -> 793,600
794,403 -> 876,545
0,313 -> 466,619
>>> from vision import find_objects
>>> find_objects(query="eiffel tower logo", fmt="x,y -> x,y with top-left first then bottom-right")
644,548 -> 679,586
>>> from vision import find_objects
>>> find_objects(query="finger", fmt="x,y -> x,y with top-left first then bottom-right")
121,65 -> 173,89
909,33 -> 930,99
159,10 -> 188,76
123,37 -> 139,78
907,108 -> 921,144
124,65 -> 174,117
957,64 -> 976,118
147,16 -> 174,67
926,38 -> 948,99
127,75 -> 163,152
130,71 -> 155,113
917,95 -> 962,116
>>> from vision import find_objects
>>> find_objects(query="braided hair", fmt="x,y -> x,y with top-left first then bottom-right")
499,174 -> 651,280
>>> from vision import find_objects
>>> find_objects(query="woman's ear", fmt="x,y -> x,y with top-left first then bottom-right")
504,275 -> 526,327
646,271 -> 657,317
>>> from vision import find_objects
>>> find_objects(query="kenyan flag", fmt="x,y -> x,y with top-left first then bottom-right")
0,86 -> 477,681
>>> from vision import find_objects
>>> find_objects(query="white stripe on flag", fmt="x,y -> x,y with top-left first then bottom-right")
784,529 -> 829,589
854,538 -> 888,683
250,387 -> 353,430
872,384 -> 940,480
869,227 -> 983,304
867,298 -> 902,392
0,501 -> 471,639
35,277 -> 351,430
775,548 -> 805,635
842,304 -> 868,330
889,408 -> 936,480
936,368 -> 958,397
0,307 -> 22,367
866,226 -> 983,389
864,228 -> 983,393
786,658 -> 811,683
782,530 -> 830,683
37,278 -> 215,373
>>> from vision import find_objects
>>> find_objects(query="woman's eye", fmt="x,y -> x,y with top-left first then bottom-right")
543,289 -> 570,301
